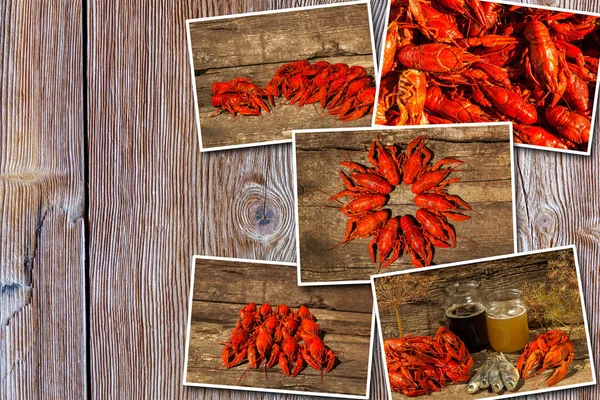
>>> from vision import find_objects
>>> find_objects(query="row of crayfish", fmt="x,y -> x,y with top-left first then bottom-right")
211,60 -> 376,121
330,136 -> 470,270
377,0 -> 598,151
384,326 -> 474,396
516,329 -> 574,387
221,303 -> 336,381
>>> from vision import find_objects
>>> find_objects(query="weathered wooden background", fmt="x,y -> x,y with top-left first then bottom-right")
189,3 -> 376,150
295,125 -> 515,283
373,248 -> 594,398
1,1 -> 599,400
186,257 -> 373,396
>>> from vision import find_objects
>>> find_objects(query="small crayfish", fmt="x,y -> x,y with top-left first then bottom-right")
517,329 -> 575,387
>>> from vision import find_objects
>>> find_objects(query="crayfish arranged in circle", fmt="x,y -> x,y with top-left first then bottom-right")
377,0 -> 598,152
516,329 -> 574,387
211,60 -> 376,121
330,136 -> 471,270
221,302 -> 336,382
384,326 -> 474,396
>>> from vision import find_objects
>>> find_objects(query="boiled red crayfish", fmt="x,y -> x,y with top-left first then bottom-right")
328,136 -> 470,270
385,326 -> 473,396
517,329 -> 574,387
213,60 -> 376,121
375,0 -> 597,152
221,303 -> 337,381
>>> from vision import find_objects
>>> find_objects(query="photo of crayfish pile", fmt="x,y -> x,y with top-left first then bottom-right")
221,303 -> 336,382
384,326 -> 474,396
211,60 -> 376,121
330,135 -> 470,270
377,0 -> 599,152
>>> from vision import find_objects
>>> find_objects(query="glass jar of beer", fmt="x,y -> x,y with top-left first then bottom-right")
444,281 -> 489,352
485,288 -> 529,353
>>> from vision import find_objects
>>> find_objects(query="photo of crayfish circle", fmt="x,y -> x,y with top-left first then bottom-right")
330,136 -> 471,271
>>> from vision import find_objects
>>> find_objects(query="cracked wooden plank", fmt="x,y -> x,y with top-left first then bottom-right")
294,125 -> 516,283
0,0 -> 86,398
185,257 -> 374,397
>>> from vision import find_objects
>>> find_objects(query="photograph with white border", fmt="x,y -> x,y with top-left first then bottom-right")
186,0 -> 379,152
293,123 -> 517,286
373,0 -> 600,156
371,245 -> 596,399
183,255 -> 376,399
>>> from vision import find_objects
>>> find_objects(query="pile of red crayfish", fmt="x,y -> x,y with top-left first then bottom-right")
384,326 -> 474,396
517,329 -> 574,387
330,136 -> 470,270
377,0 -> 598,151
212,60 -> 376,121
221,303 -> 336,381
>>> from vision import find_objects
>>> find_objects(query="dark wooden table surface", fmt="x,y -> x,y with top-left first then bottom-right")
186,257 -> 373,397
372,248 -> 594,398
1,0 -> 600,400
295,125 -> 515,283
189,3 -> 376,150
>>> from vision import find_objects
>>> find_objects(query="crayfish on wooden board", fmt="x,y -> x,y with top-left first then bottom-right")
377,0 -> 598,152
221,303 -> 336,382
517,329 -> 575,387
329,136 -> 471,270
384,326 -> 474,396
211,60 -> 376,121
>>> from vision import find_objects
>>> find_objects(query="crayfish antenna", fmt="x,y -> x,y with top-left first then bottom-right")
315,189 -> 344,205
456,235 -> 480,247
237,364 -> 252,385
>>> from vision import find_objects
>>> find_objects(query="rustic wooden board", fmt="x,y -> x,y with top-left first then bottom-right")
4,0 -> 600,400
0,1 -> 86,399
185,258 -> 374,397
188,3 -> 377,150
295,125 -> 515,283
373,248 -> 594,399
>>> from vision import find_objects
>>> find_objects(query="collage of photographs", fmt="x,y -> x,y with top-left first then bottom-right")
5,0 -> 600,399
182,1 -> 599,399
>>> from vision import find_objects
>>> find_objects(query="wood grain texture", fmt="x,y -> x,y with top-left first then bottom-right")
87,1 -> 389,400
2,0 -> 600,400
372,248 -> 594,398
0,1 -> 86,399
513,0 -> 600,398
295,126 -> 515,283
185,258 -> 373,396
189,3 -> 377,150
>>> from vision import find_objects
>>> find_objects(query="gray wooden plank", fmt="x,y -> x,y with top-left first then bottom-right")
513,0 -> 600,398
0,1 -> 86,399
188,4 -> 374,70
